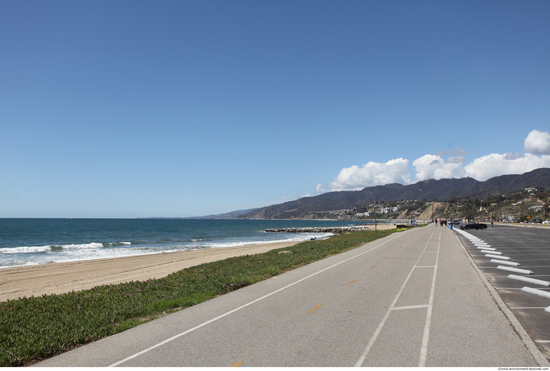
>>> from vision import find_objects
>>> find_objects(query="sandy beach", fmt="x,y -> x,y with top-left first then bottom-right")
0,223 -> 396,302
0,240 -> 300,301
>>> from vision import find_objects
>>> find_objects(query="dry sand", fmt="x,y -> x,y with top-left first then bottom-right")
0,240 -> 299,301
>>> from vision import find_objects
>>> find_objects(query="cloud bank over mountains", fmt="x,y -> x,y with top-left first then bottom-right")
324,130 -> 550,192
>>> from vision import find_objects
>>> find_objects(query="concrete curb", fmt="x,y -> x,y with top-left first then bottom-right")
452,231 -> 550,367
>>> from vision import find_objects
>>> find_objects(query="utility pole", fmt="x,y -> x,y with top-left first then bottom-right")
374,197 -> 377,235
545,194 -> 548,222
520,202 -> 524,223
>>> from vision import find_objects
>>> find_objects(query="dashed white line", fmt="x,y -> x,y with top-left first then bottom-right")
354,230 -> 439,367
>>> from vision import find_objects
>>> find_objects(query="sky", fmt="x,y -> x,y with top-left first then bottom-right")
1,0 -> 550,218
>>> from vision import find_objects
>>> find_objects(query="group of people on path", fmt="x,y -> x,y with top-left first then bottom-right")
434,218 -> 448,227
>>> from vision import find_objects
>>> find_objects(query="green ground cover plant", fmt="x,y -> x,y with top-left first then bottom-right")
0,227 -> 407,366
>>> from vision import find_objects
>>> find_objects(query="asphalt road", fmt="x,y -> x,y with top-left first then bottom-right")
454,224 -> 550,361
34,226 -> 547,367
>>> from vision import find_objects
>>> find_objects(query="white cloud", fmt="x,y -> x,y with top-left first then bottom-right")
525,130 -> 550,155
315,184 -> 326,193
328,158 -> 410,191
464,153 -> 550,181
318,131 -> 550,196
452,148 -> 469,156
413,154 -> 466,180
447,156 -> 467,164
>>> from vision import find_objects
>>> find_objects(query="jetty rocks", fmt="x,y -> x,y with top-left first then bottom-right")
265,226 -> 372,234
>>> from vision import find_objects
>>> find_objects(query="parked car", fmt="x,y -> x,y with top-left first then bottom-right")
543,220 -> 550,225
534,219 -> 543,223
459,222 -> 488,230
449,220 -> 462,225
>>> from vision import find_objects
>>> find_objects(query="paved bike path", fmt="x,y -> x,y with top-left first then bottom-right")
35,226 -> 547,367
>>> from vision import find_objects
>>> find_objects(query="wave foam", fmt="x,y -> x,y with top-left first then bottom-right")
0,241 -> 132,254
102,242 -> 132,247
0,245 -> 52,254
61,243 -> 104,250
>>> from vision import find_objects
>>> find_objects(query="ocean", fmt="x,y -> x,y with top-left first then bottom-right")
0,218 -> 373,269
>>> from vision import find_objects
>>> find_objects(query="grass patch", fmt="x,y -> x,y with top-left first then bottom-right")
0,227 -> 407,366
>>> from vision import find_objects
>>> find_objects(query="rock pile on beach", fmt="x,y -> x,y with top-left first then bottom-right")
265,226 -> 373,233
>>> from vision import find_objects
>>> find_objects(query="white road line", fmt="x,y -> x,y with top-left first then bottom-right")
392,304 -> 429,311
491,259 -> 520,266
419,229 -> 440,367
507,275 -> 550,287
496,266 -> 533,274
486,254 -> 510,260
522,287 -> 550,298
452,231 -> 550,367
108,232 -> 406,367
354,230 -> 437,367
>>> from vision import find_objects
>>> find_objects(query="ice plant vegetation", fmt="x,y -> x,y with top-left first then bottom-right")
0,228 -> 410,366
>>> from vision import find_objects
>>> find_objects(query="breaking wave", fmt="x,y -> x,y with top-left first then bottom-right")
0,241 -> 132,254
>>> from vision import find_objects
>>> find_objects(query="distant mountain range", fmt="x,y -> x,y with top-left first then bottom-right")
184,208 -> 259,219
234,167 -> 550,219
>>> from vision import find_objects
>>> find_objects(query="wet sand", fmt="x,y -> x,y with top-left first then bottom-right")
0,240 -> 299,301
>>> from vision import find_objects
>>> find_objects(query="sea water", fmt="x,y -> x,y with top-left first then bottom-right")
0,218 -> 372,268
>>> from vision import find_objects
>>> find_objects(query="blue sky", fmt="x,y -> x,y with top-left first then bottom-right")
1,0 -> 550,218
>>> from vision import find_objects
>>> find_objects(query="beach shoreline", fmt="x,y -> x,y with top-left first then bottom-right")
0,223 -> 398,302
0,240 -> 300,301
